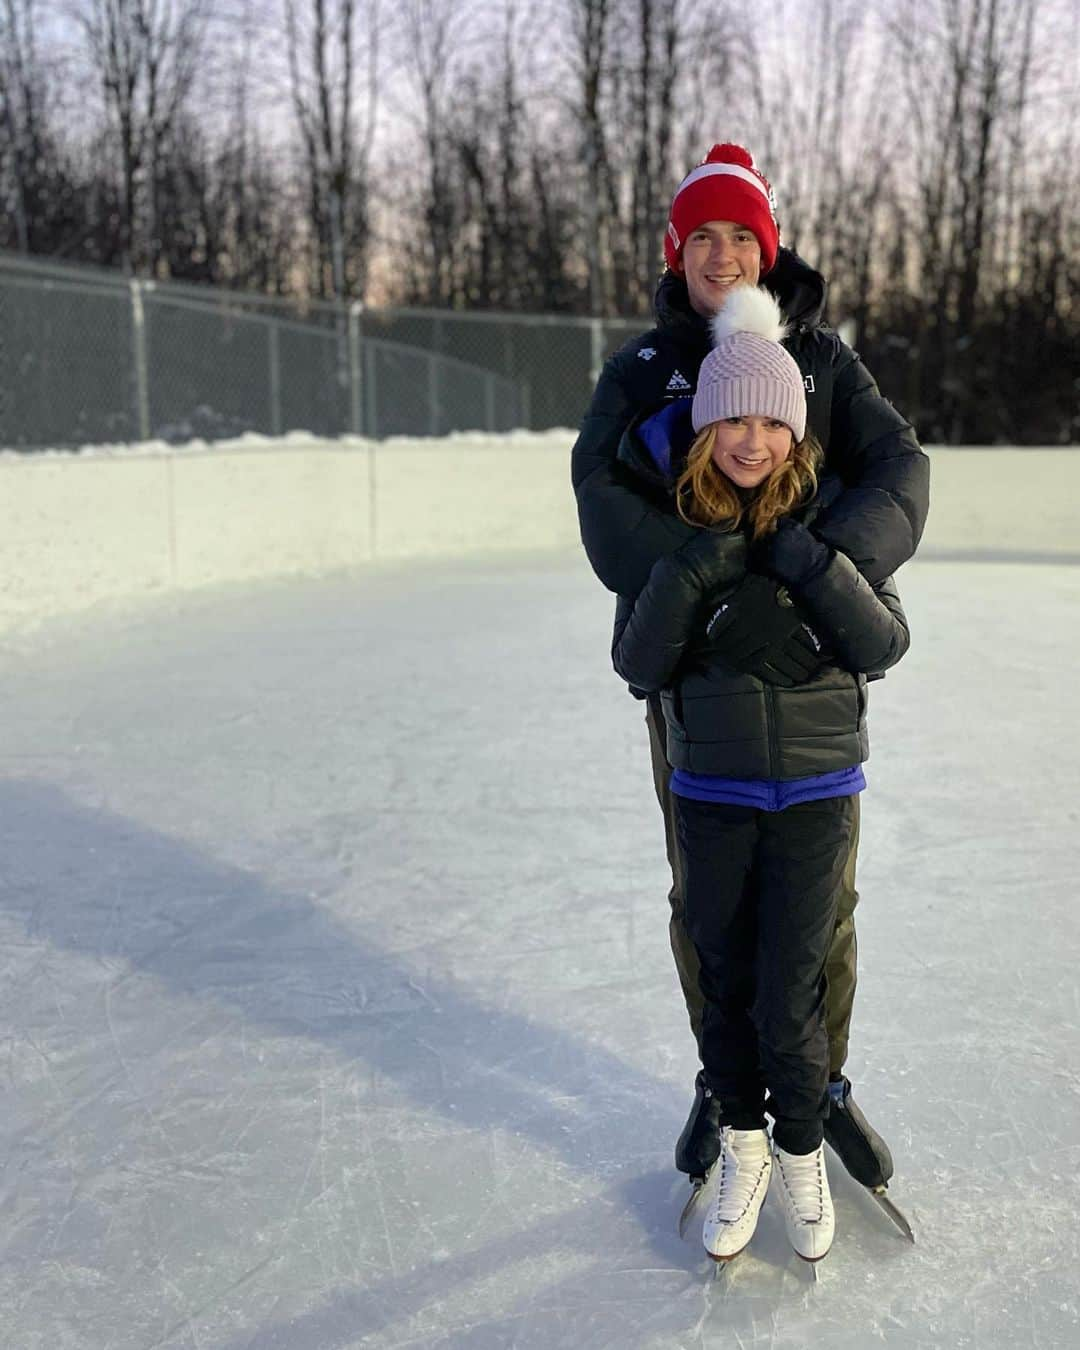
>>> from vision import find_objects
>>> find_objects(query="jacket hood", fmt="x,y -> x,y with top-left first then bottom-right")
616,399 -> 694,492
654,246 -> 828,333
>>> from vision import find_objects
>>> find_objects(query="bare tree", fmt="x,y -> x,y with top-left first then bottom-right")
284,0 -> 379,301
570,0 -> 613,314
886,0 -> 1047,438
1,0 -> 37,250
0,0 -> 75,254
69,0 -> 210,272
623,0 -> 680,310
395,0 -> 469,307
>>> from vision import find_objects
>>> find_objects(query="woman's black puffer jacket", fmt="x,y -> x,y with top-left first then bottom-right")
609,417 -> 910,780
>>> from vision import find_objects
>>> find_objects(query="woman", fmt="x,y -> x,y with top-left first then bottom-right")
611,286 -> 908,1263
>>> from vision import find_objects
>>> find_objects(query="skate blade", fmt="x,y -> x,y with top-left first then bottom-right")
678,1179 -> 708,1239
870,1185 -> 916,1243
711,1255 -> 736,1284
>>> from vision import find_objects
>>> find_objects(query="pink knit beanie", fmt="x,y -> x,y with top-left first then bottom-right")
690,286 -> 806,440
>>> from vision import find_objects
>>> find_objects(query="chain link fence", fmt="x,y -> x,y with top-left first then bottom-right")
0,254 -> 648,450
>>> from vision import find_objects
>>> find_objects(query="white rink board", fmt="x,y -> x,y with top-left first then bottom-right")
0,435 -> 1077,633
918,447 -> 1079,556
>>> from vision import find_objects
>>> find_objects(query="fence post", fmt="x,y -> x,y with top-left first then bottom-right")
348,300 -> 364,436
268,320 -> 282,435
364,339 -> 377,438
589,316 -> 605,389
129,279 -> 151,441
504,324 -> 517,426
504,324 -> 515,382
485,372 -> 496,431
428,352 -> 439,436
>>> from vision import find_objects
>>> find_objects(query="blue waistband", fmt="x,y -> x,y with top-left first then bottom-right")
670,764 -> 866,811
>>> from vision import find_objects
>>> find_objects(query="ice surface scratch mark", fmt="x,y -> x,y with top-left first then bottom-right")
339,1153 -> 367,1289
139,1252 -> 282,1350
383,1298 -> 673,1350
227,1035 -> 315,1154
377,1316 -> 531,1350
20,1027 -> 57,1087
406,977 -> 441,1012
944,1139 -> 1080,1180
240,1292 -> 286,1350
295,1061 -> 329,1219
101,924 -> 199,999
472,1043 -> 551,1079
453,1127 -> 508,1242
42,1063 -> 126,1131
687,1269 -> 713,1346
103,978 -> 180,1162
359,1101 -> 402,1278
767,1300 -> 781,1350
411,1036 -> 448,1097
316,1062 -> 331,1289
228,1083 -> 281,1154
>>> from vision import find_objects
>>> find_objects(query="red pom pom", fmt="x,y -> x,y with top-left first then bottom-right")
702,143 -> 754,169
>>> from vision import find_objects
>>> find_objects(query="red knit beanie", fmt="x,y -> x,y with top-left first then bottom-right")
664,143 -> 779,275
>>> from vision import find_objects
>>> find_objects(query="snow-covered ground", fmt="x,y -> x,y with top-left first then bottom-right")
1,549 -> 1078,1348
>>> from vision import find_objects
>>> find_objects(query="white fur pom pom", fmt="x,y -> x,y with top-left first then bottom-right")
709,286 -> 789,346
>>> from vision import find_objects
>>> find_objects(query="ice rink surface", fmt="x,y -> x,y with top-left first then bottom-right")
2,549 -> 1079,1349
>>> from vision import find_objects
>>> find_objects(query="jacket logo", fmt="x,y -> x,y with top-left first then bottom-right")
666,369 -> 692,393
638,347 -> 657,361
706,602 -> 729,635
804,375 -> 816,393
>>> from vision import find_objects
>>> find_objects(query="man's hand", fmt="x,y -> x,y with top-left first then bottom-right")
755,518 -> 832,587
697,573 -> 825,686
671,527 -> 748,591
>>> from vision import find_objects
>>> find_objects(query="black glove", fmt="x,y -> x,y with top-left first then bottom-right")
672,527 -> 748,590
699,573 -> 825,686
755,518 -> 832,587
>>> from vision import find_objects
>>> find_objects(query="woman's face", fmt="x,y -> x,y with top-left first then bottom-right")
710,416 -> 794,488
679,221 -> 762,316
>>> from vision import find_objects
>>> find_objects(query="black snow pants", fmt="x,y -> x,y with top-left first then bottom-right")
646,696 -> 860,1075
675,792 -> 857,1156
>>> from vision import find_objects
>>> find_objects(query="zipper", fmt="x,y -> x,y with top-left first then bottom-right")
768,588 -> 792,776
765,682 -> 780,777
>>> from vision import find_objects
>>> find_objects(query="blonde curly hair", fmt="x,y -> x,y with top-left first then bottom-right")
674,423 -> 822,540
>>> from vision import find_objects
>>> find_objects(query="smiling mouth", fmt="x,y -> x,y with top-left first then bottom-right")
706,274 -> 740,286
732,456 -> 767,467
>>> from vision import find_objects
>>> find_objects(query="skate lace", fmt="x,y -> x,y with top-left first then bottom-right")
777,1149 -> 825,1224
714,1130 -> 769,1222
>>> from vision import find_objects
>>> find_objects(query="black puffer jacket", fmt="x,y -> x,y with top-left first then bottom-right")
571,251 -> 930,601
610,453 -> 910,778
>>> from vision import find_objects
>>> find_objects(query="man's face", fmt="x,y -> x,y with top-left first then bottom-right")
678,221 -> 762,316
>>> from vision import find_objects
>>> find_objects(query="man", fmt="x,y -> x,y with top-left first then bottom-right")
571,142 -> 929,1194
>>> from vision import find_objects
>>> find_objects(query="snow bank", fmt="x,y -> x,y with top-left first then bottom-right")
0,435 -> 1075,633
